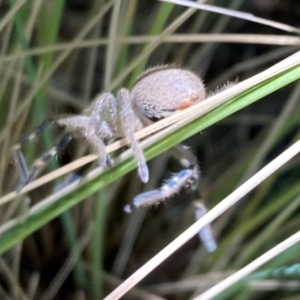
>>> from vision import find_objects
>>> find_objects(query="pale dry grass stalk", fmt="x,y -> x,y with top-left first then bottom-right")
1,34 -> 299,63
195,228 -> 300,299
40,224 -> 93,300
161,0 -> 300,33
0,0 -> 26,33
104,0 -> 122,88
82,1 -> 103,103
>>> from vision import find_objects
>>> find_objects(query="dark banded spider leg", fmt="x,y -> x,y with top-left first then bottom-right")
124,166 -> 199,213
53,162 -> 93,192
13,121 -> 73,192
124,144 -> 199,213
123,144 -> 217,252
13,94 -> 119,192
194,201 -> 217,253
12,119 -> 66,192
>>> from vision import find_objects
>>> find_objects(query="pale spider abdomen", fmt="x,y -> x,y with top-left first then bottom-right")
131,66 -> 206,125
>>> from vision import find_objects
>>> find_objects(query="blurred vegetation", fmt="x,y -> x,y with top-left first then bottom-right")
0,0 -> 300,299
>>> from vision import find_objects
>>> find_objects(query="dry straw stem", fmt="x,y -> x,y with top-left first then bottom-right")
1,34 -> 300,63
0,0 -> 26,33
0,65 -> 84,109
1,50 -> 300,206
195,228 -> 300,299
1,0 -> 299,64
104,0 -> 122,88
149,274 -> 300,294
40,224 -> 93,300
104,139 -> 300,300
161,0 -> 300,34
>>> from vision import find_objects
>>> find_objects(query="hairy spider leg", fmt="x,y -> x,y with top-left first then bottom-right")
124,145 -> 198,213
88,93 -> 117,139
57,115 -> 112,166
13,93 -> 118,192
53,162 -> 92,192
48,90 -> 149,193
124,166 -> 199,213
13,116 -> 73,192
13,144 -> 29,186
123,144 -> 217,251
173,147 -> 217,252
118,89 -> 149,183
57,93 -> 118,167
13,118 -> 55,190
194,202 -> 217,253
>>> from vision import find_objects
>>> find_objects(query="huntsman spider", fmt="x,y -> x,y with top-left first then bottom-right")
13,65 -> 220,252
